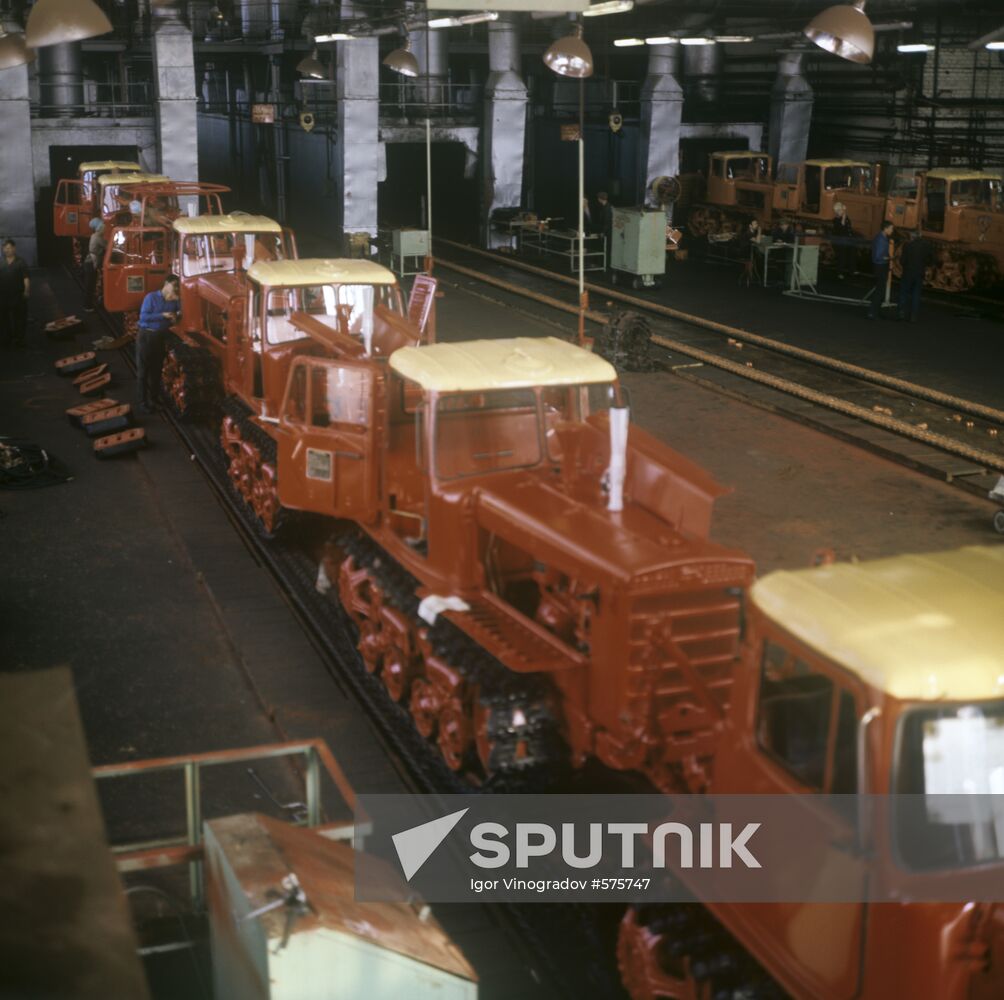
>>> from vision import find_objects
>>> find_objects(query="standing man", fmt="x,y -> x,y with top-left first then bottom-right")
83,219 -> 106,312
898,231 -> 932,322
868,221 -> 895,320
0,239 -> 30,348
592,191 -> 612,240
136,274 -> 180,413
832,202 -> 855,278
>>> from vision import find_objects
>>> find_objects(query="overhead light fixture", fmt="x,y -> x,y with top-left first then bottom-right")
429,12 -> 499,28
986,41 -> 1004,51
582,1 -> 634,17
296,49 -> 326,79
24,0 -> 113,48
804,0 -> 874,64
715,35 -> 754,43
0,30 -> 34,69
897,42 -> 934,52
644,36 -> 676,45
543,22 -> 593,78
680,37 -> 715,46
614,37 -> 644,47
384,37 -> 419,77
314,32 -> 355,42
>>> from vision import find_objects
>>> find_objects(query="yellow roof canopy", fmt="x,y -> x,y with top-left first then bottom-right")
804,159 -> 871,168
751,546 -> 1004,701
174,214 -> 282,236
79,160 -> 141,174
247,259 -> 397,287
98,172 -> 170,188
926,169 -> 1002,182
712,151 -> 769,159
389,337 -> 617,393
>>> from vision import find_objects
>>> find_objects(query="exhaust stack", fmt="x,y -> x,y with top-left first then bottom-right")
607,407 -> 630,512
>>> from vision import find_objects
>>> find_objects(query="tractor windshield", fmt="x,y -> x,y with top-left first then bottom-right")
433,380 -> 620,480
824,164 -> 873,192
181,232 -> 284,276
726,156 -> 769,181
949,178 -> 1003,211
262,282 -> 402,346
893,700 -> 1004,870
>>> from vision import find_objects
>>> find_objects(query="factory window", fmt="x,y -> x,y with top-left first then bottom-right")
757,641 -> 845,791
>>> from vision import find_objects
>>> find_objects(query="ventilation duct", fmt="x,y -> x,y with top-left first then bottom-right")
769,51 -> 813,169
483,14 -> 527,248
408,21 -> 448,107
682,40 -> 723,105
36,42 -> 83,117
638,45 -> 683,208
337,0 -> 380,240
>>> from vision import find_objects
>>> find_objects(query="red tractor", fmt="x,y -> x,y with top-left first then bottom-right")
52,159 -> 142,239
619,544 -> 1004,1000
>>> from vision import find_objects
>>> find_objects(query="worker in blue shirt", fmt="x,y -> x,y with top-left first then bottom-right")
868,221 -> 895,320
136,274 -> 180,413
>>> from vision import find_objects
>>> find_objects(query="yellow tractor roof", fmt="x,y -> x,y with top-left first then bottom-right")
98,172 -> 170,188
174,214 -> 282,236
751,546 -> 1004,702
712,151 -> 770,159
79,160 -> 141,174
926,169 -> 1002,182
389,337 -> 617,393
247,259 -> 396,287
804,159 -> 870,168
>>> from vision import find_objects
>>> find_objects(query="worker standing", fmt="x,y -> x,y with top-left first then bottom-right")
898,231 -> 932,322
83,219 -> 106,313
136,274 -> 180,414
832,202 -> 855,278
0,239 -> 30,349
868,221 -> 895,320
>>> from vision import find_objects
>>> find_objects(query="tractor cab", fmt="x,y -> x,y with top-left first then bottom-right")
171,213 -> 297,331
774,159 -> 884,229
101,181 -> 229,313
887,169 -> 1004,239
53,160 -> 141,238
232,259 -> 408,418
706,152 -> 774,220
95,172 -> 171,228
708,545 -> 1004,1000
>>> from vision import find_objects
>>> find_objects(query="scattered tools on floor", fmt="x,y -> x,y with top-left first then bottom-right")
66,398 -> 119,427
71,363 -> 108,387
81,404 -> 133,437
54,351 -> 97,375
94,428 -> 147,458
0,438 -> 73,489
78,372 -> 113,396
45,317 -> 83,341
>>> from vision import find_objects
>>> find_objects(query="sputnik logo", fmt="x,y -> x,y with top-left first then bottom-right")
392,808 -> 469,881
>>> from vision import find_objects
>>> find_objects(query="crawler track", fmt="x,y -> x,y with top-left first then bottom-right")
434,239 -> 1004,502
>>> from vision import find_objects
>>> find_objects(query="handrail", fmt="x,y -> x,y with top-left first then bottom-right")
93,739 -> 355,909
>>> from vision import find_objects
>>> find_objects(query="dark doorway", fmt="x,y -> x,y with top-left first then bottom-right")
680,137 -> 749,176
41,144 -> 140,266
379,142 -> 478,243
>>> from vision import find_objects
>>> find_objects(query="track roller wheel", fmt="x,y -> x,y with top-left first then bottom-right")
993,510 -> 1004,535
409,678 -> 440,737
437,697 -> 472,771
381,642 -> 411,702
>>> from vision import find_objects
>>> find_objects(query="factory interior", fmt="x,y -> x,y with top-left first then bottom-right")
1,0 -> 1004,998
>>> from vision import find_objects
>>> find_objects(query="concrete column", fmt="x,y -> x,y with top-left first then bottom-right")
152,2 -> 199,181
483,14 -> 527,247
337,1 -> 379,238
769,52 -> 813,168
36,43 -> 84,117
0,19 -> 36,263
637,45 -> 683,208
